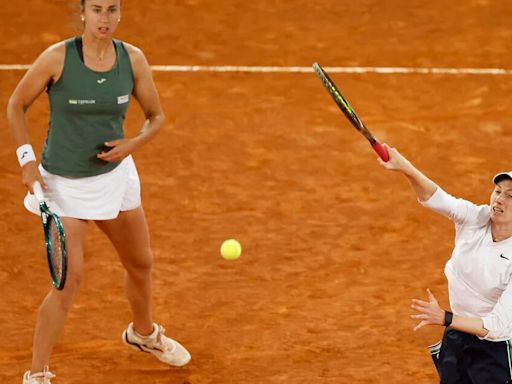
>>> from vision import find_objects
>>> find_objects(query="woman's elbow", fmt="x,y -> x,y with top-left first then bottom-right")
7,94 -> 27,116
158,112 -> 166,125
147,110 -> 165,125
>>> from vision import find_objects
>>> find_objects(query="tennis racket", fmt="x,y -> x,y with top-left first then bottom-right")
312,62 -> 389,162
33,182 -> 68,290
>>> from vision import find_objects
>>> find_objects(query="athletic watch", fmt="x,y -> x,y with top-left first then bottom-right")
444,311 -> 453,327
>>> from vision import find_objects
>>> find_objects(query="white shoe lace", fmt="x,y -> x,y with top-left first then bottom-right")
131,323 -> 178,355
153,325 -> 176,353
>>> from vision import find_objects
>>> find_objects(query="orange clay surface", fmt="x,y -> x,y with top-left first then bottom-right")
2,1 -> 512,383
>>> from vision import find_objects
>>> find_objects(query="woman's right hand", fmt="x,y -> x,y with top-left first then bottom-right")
377,143 -> 438,200
21,161 -> 45,193
377,144 -> 414,174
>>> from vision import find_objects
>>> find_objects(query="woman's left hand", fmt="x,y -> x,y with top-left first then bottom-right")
97,138 -> 138,162
410,288 -> 446,331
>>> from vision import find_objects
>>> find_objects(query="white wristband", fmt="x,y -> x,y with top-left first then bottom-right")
16,144 -> 36,167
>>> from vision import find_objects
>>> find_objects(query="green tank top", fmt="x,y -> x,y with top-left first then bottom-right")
42,37 -> 134,177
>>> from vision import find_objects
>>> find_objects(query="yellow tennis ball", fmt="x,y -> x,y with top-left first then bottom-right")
220,239 -> 242,260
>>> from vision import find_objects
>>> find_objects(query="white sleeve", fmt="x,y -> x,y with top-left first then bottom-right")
481,285 -> 512,341
420,187 -> 488,226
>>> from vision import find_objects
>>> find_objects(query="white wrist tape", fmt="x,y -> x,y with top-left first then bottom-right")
16,144 -> 36,167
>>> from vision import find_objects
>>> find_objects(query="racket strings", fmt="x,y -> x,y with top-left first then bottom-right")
49,219 -> 64,280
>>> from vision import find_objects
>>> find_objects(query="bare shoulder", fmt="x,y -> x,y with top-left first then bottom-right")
122,41 -> 143,56
37,41 -> 66,65
46,41 -> 66,55
122,42 -> 150,73
32,41 -> 66,77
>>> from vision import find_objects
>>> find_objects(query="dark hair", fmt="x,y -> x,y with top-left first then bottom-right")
81,0 -> 121,7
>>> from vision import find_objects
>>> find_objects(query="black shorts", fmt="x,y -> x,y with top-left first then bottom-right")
430,328 -> 512,384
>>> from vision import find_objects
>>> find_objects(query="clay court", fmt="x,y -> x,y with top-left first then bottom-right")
2,1 -> 512,383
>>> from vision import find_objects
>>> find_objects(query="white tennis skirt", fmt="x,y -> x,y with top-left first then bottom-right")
24,155 -> 141,220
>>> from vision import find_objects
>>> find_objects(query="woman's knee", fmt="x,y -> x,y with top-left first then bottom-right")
57,217 -> 87,310
61,249 -> 84,299
123,248 -> 153,276
66,270 -> 84,290
51,271 -> 83,311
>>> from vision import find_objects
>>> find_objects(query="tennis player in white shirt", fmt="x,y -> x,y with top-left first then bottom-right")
380,144 -> 512,384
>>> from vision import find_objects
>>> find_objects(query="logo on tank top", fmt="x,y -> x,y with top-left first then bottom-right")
68,99 -> 96,105
117,95 -> 129,104
500,254 -> 510,260
97,78 -> 107,84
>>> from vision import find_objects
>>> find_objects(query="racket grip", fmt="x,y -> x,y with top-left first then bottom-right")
33,181 -> 45,203
372,142 -> 389,162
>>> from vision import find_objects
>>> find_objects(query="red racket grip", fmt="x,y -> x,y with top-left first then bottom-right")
372,142 -> 389,162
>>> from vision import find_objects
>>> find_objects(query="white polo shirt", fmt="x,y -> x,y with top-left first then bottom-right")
422,187 -> 512,341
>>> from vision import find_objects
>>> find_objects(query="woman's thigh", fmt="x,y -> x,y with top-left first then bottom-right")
94,207 -> 152,269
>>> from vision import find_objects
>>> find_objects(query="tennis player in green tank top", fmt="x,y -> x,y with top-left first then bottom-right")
7,1 -> 190,382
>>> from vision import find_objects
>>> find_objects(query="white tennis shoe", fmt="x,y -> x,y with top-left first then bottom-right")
22,367 -> 55,384
122,322 -> 191,367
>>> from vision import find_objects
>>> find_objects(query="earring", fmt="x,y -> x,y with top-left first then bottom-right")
81,16 -> 85,21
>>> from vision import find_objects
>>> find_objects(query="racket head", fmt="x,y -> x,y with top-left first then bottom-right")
39,202 -> 68,290
312,63 -> 389,162
33,181 -> 68,289
312,63 -> 376,143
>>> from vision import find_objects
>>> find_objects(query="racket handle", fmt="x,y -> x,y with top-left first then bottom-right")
372,142 -> 389,162
33,181 -> 45,203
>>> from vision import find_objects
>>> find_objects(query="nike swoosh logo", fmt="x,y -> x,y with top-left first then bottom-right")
500,254 -> 509,260
97,78 -> 107,84
21,151 -> 28,159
